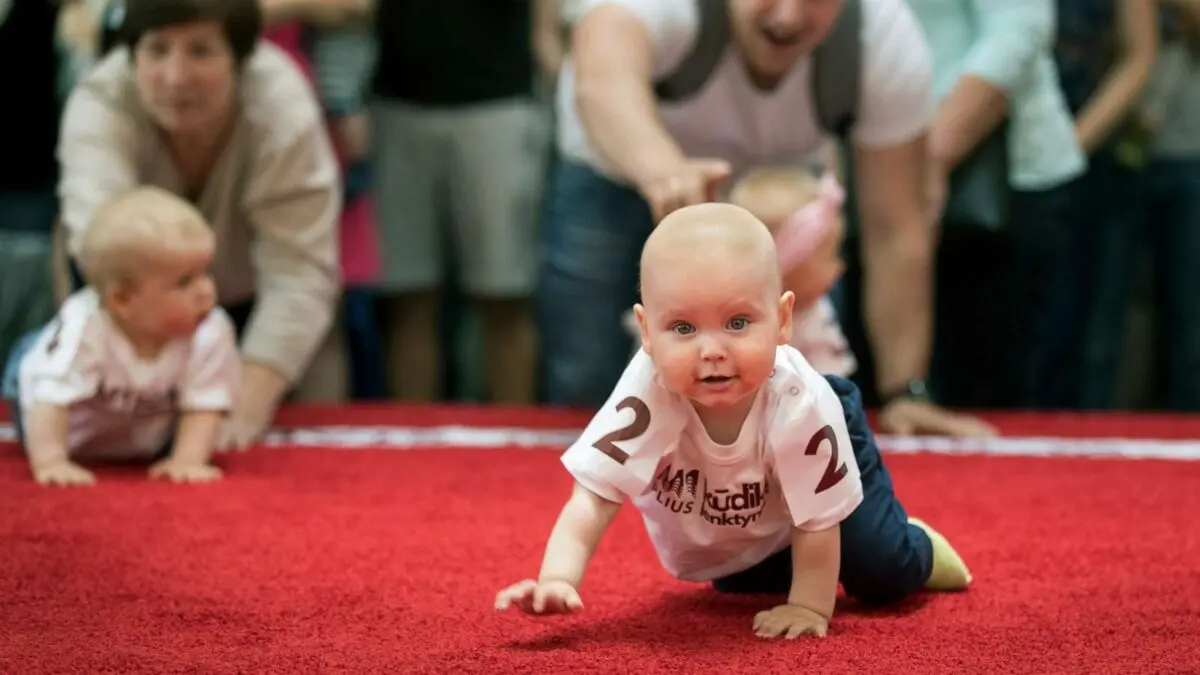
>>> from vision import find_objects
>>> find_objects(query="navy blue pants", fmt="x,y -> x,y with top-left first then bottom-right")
711,375 -> 934,606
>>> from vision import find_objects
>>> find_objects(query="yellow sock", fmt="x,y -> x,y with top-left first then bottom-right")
909,517 -> 973,591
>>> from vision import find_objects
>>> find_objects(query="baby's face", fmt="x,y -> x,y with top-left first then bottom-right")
114,242 -> 217,342
637,243 -> 793,413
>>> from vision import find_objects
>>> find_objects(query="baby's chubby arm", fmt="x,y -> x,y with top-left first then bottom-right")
148,411 -> 224,483
154,310 -> 239,482
787,524 -> 840,618
26,402 -> 95,486
495,481 -> 621,615
539,482 -> 622,586
753,524 -> 840,639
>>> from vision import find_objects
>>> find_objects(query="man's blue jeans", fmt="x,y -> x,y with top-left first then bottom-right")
0,188 -> 57,385
1140,158 -> 1200,410
1072,156 -> 1200,411
537,159 -> 655,406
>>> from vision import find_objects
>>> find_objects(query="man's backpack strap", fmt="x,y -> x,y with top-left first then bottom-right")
654,0 -> 862,139
653,0 -> 730,101
811,0 -> 862,138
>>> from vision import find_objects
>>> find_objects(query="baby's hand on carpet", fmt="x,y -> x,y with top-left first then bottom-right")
753,604 -> 829,639
494,579 -> 583,615
34,460 -> 96,487
148,459 -> 223,484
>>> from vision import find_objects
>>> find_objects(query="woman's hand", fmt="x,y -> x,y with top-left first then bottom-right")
217,362 -> 290,451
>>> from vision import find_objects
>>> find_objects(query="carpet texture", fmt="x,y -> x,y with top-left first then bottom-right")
1,410 -> 1198,674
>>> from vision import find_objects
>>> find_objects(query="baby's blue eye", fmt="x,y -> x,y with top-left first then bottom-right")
672,323 -> 695,335
728,318 -> 749,331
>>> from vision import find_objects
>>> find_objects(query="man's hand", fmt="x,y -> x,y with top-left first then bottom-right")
337,112 -> 371,162
494,579 -> 583,615
148,459 -> 223,484
637,158 -> 732,223
879,399 -> 998,438
753,604 -> 829,639
33,460 -> 95,487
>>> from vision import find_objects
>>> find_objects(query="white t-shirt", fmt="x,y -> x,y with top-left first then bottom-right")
622,297 -> 857,378
18,289 -> 241,459
557,0 -> 934,182
561,345 -> 864,582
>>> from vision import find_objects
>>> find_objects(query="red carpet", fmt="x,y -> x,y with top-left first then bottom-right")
1,406 -> 1199,674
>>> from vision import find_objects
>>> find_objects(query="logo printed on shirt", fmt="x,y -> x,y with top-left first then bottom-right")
652,462 -> 699,514
699,478 -> 770,529
96,384 -> 178,417
648,460 -> 771,529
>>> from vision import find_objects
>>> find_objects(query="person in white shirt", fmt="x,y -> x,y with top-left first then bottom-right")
497,202 -> 971,638
1,187 -> 240,487
539,0 -> 996,439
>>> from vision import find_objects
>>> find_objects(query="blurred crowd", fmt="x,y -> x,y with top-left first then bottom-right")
1,0 -> 1196,439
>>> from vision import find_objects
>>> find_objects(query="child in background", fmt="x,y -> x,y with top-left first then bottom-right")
728,166 -> 855,377
0,187 -> 240,486
307,13 -> 376,204
621,165 -> 855,377
256,0 -> 376,202
498,203 -> 971,638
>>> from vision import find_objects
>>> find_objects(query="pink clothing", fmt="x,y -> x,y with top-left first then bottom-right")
263,24 -> 313,82
339,196 -> 381,285
789,298 -> 856,378
265,24 -> 381,286
774,172 -> 844,273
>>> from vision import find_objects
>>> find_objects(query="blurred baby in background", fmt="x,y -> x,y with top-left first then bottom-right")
1,188 -> 239,487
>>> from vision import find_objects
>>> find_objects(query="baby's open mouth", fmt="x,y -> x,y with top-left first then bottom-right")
701,375 -> 734,383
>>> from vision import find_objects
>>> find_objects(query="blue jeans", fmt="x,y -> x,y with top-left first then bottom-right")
2,329 -> 44,447
1034,153 -> 1142,410
537,159 -> 655,406
711,375 -> 934,606
344,158 -> 373,204
0,188 -> 56,234
1142,158 -> 1200,410
0,189 -> 58,371
1038,153 -> 1200,411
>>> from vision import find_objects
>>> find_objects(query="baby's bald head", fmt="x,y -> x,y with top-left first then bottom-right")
640,203 -> 781,307
633,203 -> 794,406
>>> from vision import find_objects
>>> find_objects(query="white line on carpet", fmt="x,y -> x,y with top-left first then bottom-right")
3,422 -> 1195,461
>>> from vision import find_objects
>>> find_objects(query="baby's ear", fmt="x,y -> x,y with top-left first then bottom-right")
777,291 -> 795,345
632,304 -> 652,355
830,210 -> 846,243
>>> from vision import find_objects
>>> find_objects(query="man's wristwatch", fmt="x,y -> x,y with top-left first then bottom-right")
880,379 -> 932,406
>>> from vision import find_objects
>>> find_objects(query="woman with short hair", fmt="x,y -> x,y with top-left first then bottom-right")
57,0 -> 345,448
